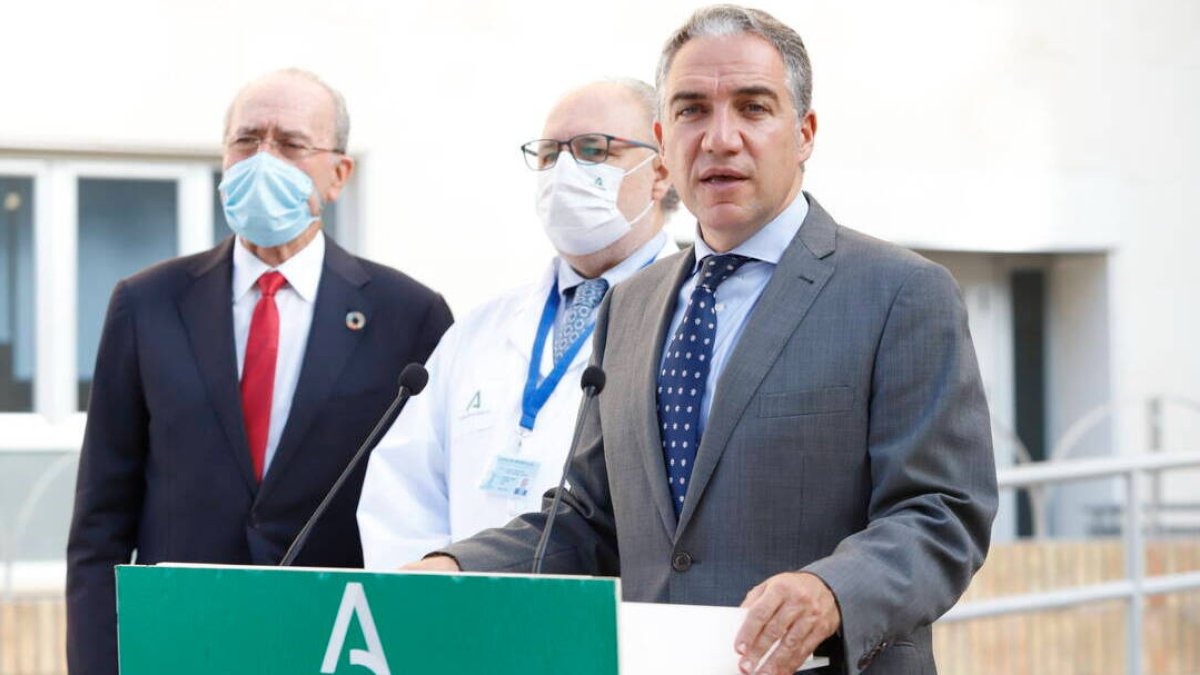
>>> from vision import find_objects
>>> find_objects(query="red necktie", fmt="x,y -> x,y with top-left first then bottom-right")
241,271 -> 287,483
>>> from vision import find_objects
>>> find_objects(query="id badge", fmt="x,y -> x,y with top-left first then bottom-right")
479,455 -> 542,498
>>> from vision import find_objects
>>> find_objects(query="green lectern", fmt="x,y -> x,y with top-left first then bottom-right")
117,564 -> 828,674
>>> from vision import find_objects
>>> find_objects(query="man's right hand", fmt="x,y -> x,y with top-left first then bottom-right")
401,555 -> 461,572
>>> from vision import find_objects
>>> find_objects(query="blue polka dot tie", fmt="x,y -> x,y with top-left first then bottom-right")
657,254 -> 752,515
554,277 -> 609,364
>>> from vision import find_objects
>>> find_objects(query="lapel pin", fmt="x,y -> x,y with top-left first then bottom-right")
346,311 -> 366,331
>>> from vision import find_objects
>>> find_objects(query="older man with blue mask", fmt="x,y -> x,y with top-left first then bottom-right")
357,79 -> 678,568
66,68 -> 453,675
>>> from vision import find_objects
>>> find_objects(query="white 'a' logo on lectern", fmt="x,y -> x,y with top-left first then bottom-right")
321,582 -> 392,675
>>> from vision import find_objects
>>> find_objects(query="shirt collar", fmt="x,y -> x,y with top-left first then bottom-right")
556,229 -> 669,296
232,230 -> 326,303
691,192 -> 809,271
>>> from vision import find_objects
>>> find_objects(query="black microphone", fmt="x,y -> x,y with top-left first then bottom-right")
532,365 -> 606,574
279,363 -> 429,566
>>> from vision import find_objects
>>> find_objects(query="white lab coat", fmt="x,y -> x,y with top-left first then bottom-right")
358,242 -> 673,569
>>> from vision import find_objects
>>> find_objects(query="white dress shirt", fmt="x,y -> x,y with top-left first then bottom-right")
231,232 -> 325,477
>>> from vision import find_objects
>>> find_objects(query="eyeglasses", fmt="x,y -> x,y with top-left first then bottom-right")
225,136 -> 343,162
520,133 -> 657,171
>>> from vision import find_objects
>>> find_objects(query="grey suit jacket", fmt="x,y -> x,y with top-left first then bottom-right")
444,194 -> 997,674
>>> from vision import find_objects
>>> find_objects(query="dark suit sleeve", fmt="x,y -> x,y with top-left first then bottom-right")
66,280 -> 148,675
413,293 -> 454,363
439,295 -> 620,576
803,264 -> 998,673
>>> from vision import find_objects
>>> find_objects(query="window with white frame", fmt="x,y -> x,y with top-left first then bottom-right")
0,175 -> 34,413
0,155 -> 351,430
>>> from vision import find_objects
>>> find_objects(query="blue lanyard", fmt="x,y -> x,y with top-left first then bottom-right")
520,279 -> 596,431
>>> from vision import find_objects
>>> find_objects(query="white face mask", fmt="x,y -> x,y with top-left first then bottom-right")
536,152 -> 655,256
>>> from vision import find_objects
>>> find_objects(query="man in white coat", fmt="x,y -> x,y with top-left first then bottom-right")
357,79 -> 677,568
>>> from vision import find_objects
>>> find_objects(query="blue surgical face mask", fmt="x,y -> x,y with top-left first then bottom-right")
219,152 -> 319,247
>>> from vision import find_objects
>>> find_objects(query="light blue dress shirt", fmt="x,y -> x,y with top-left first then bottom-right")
661,194 -> 809,434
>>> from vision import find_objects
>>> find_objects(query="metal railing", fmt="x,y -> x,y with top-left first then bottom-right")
940,451 -> 1200,674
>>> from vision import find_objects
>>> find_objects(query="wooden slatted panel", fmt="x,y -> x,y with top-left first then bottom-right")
0,594 -> 66,675
935,538 -> 1200,674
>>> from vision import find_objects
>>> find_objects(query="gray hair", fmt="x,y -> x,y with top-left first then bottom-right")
655,5 -> 812,120
599,77 -> 681,213
224,68 -> 351,153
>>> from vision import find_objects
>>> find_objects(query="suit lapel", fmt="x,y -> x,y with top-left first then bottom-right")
633,250 -> 696,538
258,238 -> 371,501
675,195 -> 838,536
177,238 -> 257,496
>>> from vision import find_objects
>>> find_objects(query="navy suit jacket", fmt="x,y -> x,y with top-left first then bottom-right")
66,235 -> 453,675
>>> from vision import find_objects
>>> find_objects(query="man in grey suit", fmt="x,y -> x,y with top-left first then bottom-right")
408,6 -> 997,674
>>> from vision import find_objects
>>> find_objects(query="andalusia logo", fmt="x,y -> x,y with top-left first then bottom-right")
321,582 -> 392,675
